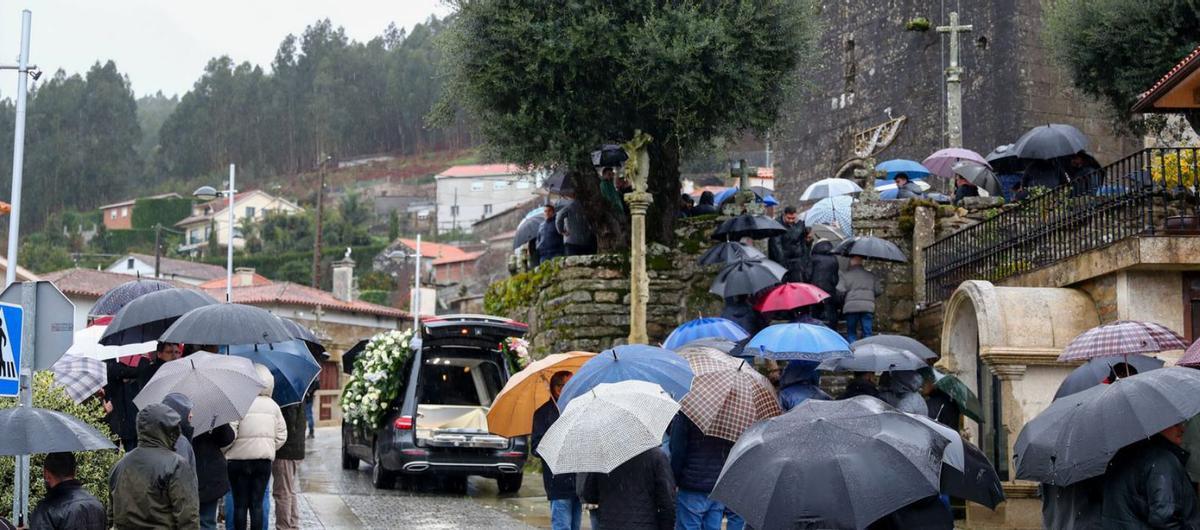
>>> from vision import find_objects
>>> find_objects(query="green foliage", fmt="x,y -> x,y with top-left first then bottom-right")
359,290 -> 390,306
905,17 -> 931,31
206,244 -> 385,286
0,372 -> 122,514
341,329 -> 415,426
206,221 -> 220,257
359,271 -> 395,292
19,233 -> 73,273
131,197 -> 194,230
135,92 -> 178,163
388,210 -> 400,242
484,259 -> 560,316
1045,0 -> 1200,133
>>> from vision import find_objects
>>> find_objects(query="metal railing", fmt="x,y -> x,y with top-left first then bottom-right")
924,147 -> 1200,303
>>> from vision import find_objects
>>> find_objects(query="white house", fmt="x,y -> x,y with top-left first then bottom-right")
105,253 -> 227,286
175,190 -> 303,254
435,164 -> 541,233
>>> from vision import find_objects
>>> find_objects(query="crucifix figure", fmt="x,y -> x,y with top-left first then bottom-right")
937,12 -> 972,148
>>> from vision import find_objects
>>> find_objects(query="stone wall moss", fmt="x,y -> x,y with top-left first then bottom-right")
484,259 -> 561,316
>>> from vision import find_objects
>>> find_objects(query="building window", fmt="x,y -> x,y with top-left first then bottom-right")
110,210 -> 117,220
516,181 -> 531,189
245,206 -> 256,218
483,204 -> 493,216
470,181 -> 484,192
417,210 -> 430,220
120,207 -> 128,217
126,258 -> 134,270
493,181 -> 509,190
450,205 -> 460,217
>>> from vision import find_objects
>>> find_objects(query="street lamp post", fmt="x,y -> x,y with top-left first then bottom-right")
193,163 -> 237,302
1,10 -> 40,289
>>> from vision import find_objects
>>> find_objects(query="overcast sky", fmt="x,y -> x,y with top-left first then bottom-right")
0,0 -> 451,98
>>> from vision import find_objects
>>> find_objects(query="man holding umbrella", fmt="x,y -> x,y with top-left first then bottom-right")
1103,423 -> 1199,528
768,206 -> 809,283
668,414 -> 743,530
536,203 -> 565,265
531,371 -> 583,530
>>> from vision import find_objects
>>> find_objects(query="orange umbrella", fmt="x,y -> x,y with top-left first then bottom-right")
487,351 -> 597,438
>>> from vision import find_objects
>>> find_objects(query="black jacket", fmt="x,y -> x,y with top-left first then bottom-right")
768,217 -> 809,282
1102,436 -> 1200,529
807,241 -> 840,296
277,404 -> 307,460
667,415 -> 733,494
839,377 -> 880,400
925,389 -> 961,429
29,479 -> 105,530
108,403 -> 199,529
192,424 -> 236,503
531,400 -> 576,500
1042,478 -> 1104,530
536,217 -> 565,260
721,299 -> 766,336
953,183 -> 980,204
868,495 -> 954,530
135,357 -> 166,391
103,360 -> 140,442
578,448 -> 675,530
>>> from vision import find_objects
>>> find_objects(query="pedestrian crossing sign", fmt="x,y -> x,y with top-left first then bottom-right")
0,302 -> 23,396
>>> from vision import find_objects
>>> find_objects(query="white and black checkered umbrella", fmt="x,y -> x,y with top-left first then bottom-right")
536,380 -> 679,474
51,354 -> 107,404
134,352 -> 265,434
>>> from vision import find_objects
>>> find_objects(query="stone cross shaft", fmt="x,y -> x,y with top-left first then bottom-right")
622,130 -> 653,345
937,11 -> 972,148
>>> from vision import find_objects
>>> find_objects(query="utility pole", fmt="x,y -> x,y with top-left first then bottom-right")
153,224 -> 162,278
3,11 -> 34,289
312,156 -> 330,288
937,12 -> 972,149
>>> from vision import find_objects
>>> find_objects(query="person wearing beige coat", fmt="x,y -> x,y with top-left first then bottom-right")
223,364 -> 287,530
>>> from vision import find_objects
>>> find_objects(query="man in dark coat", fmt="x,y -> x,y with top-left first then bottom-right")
806,238 -> 840,328
536,204 -> 566,265
578,447 -> 675,530
273,403 -> 306,530
777,361 -> 831,412
532,371 -> 581,530
103,360 -> 141,451
720,296 -> 766,338
952,176 -> 980,205
193,423 -> 236,530
28,452 -> 105,530
668,415 -> 743,530
691,191 -> 718,216
108,403 -> 200,530
839,372 -> 880,400
768,206 -> 809,283
1102,423 -> 1200,529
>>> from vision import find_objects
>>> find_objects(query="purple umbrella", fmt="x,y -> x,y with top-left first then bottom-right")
923,148 -> 990,178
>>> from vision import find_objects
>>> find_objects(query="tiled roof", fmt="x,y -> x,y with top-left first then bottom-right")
43,268 -> 183,298
395,239 -> 470,261
488,230 -> 517,242
436,164 -> 527,179
198,272 -> 272,289
127,254 -> 227,280
432,251 -> 484,266
99,192 -> 183,211
0,256 -> 39,283
202,281 -> 409,319
1133,44 -> 1200,112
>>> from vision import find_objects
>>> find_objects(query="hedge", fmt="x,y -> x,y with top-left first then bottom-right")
131,198 -> 195,230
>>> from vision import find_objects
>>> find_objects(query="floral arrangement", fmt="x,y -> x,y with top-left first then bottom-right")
500,336 -> 531,372
340,329 -> 415,427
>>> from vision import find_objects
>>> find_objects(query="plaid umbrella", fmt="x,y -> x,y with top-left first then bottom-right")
1057,320 -> 1187,362
804,196 -> 854,236
89,279 -> 174,317
50,354 -> 107,404
1176,339 -> 1200,367
676,345 -> 781,442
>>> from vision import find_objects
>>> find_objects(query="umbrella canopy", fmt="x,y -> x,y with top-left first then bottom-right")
279,318 -> 326,356
486,351 -> 597,438
698,241 -> 765,266
663,318 -> 748,351
0,407 -> 116,456
591,144 -> 628,167
805,197 -> 854,236
931,369 -> 984,422
801,178 -> 863,201
556,345 -> 693,409
821,343 -> 928,372
833,236 -> 908,263
1013,367 -> 1200,486
90,279 -> 175,317
537,380 -> 679,474
944,438 -> 1006,509
953,161 -> 1003,195
225,341 -> 321,406
66,325 -> 156,362
708,259 -> 786,298
986,144 -> 1023,174
923,148 -> 990,179
512,215 -> 545,250
160,303 -> 294,346
51,354 -> 107,404
747,323 -> 851,362
678,338 -> 737,354
808,223 -> 847,245
1053,354 -> 1164,400
676,345 -> 781,442
134,351 -> 266,434
1056,320 -> 1187,362
1174,338 -> 1200,367
753,283 -> 830,312
711,397 -> 951,530
714,187 -> 773,207
542,170 -> 573,194
1012,123 -> 1089,160
853,335 -> 937,361
710,214 -> 787,241
876,179 -> 932,199
875,159 -> 931,180
100,288 -> 219,346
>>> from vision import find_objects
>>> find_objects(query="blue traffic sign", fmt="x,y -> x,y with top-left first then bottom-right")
0,302 -> 22,397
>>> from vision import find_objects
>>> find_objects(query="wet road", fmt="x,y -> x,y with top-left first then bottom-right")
298,426 -> 555,529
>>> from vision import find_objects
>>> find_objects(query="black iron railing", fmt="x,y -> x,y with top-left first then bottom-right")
924,147 -> 1200,303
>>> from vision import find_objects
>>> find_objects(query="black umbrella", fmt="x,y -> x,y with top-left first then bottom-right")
591,144 -> 628,167
512,216 -> 545,250
698,242 -> 765,266
953,161 -> 1003,195
0,407 -> 117,455
820,344 -> 928,373
1013,367 -> 1200,486
89,279 -> 175,317
711,397 -> 950,530
542,170 -> 573,194
986,143 -> 1023,174
943,439 -> 1006,509
100,288 -> 220,346
711,214 -> 787,241
1052,354 -> 1164,400
832,236 -> 908,263
280,317 -> 327,356
709,259 -> 786,298
160,303 -> 294,346
852,335 -> 937,361
341,338 -> 369,375
1012,124 -> 1089,160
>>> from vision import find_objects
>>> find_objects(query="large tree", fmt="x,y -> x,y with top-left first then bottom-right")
1045,0 -> 1200,134
436,0 -> 818,247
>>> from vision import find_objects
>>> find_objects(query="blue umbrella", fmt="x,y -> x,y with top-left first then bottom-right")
224,340 -> 321,406
875,159 -> 931,180
747,323 -> 852,362
804,196 -> 853,236
557,345 -> 694,409
664,317 -> 749,350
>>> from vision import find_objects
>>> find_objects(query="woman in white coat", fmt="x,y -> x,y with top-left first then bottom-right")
224,364 -> 287,530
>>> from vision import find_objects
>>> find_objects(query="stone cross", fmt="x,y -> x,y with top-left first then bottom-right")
937,12 -> 972,148
621,130 -> 654,345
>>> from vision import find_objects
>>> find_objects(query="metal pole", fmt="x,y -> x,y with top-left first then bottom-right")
312,160 -> 326,288
13,281 -> 36,524
5,11 -> 32,288
412,234 -> 421,329
154,224 -> 162,278
226,164 -> 235,302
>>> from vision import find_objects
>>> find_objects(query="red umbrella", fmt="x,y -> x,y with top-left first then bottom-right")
752,283 -> 829,312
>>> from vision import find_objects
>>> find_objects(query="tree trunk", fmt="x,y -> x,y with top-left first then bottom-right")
570,162 -> 628,252
646,140 -> 681,245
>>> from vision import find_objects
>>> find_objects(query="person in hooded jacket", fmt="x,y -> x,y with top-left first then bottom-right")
893,173 -> 926,200
1102,423 -> 1200,529
223,364 -> 287,530
806,237 -> 841,329
720,296 -> 766,337
578,447 -> 675,530
28,452 -> 105,530
192,421 -> 236,530
668,414 -> 743,530
878,371 -> 928,415
108,403 -> 200,530
839,372 -> 880,400
777,361 -> 831,411
161,393 -> 197,484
